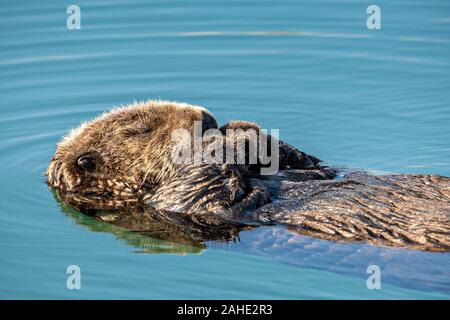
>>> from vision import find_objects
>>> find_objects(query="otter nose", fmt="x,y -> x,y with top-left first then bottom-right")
77,155 -> 96,172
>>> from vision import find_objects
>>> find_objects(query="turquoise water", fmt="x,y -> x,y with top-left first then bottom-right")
1,0 -> 449,299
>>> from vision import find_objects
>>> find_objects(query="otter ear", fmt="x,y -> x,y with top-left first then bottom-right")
119,125 -> 152,138
143,163 -> 269,226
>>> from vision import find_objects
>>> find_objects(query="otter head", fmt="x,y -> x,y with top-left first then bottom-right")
46,100 -> 217,211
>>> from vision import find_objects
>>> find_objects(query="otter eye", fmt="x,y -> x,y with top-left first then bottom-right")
77,155 -> 96,172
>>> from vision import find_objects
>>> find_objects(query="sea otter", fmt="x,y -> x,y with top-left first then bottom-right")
46,100 -> 450,251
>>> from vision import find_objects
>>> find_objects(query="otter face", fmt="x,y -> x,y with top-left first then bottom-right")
46,100 -> 217,211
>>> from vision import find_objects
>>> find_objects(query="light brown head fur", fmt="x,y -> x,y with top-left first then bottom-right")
46,100 -> 217,210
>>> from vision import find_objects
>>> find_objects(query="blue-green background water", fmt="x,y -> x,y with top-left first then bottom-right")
1,0 -> 449,299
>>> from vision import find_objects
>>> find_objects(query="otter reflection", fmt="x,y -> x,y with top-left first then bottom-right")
52,189 -> 250,254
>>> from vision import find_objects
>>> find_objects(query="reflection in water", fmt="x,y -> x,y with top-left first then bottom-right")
52,190 -> 249,254
51,187 -> 450,292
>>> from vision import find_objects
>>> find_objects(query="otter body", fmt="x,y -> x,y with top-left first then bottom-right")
255,169 -> 450,251
46,100 -> 450,251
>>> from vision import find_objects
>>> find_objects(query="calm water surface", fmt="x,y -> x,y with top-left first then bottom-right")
1,0 -> 449,298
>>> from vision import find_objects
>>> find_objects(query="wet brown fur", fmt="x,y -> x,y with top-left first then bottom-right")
46,100 -> 217,209
46,100 -> 450,251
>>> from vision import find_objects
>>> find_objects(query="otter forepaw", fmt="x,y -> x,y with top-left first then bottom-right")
278,141 -> 322,170
230,183 -> 271,217
219,120 -> 322,171
143,163 -> 271,227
